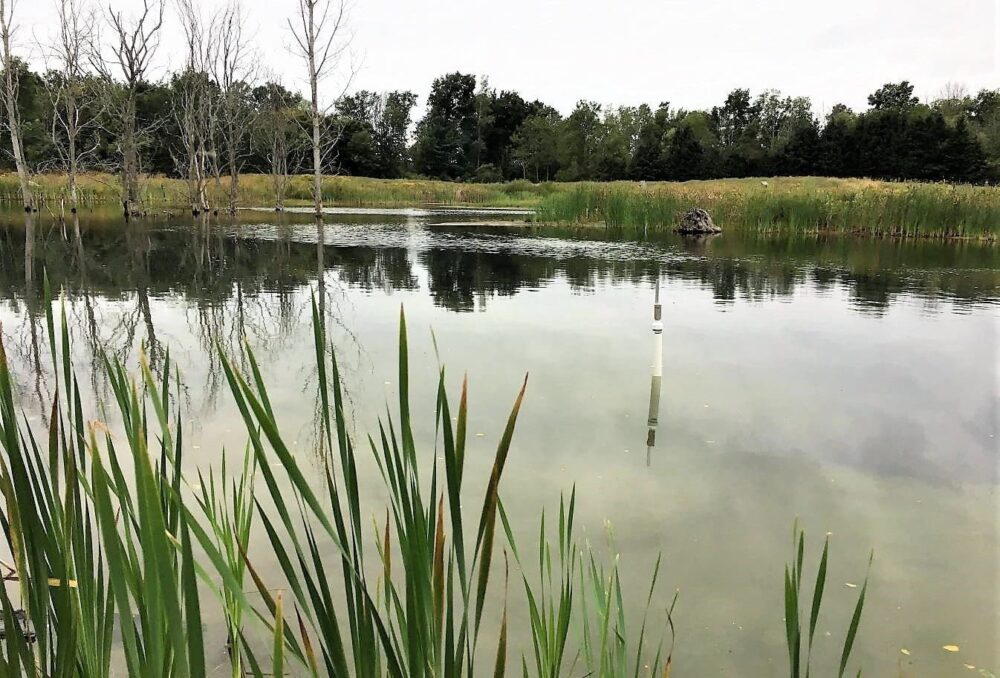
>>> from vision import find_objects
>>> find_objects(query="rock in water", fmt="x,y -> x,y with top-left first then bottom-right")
676,208 -> 721,234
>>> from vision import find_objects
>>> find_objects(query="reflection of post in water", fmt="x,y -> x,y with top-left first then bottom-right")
646,278 -> 663,467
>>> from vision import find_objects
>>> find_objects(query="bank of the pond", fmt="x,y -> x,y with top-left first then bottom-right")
3,173 -> 997,239
0,172 -> 557,209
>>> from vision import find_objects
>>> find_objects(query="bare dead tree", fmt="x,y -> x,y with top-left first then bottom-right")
0,0 -> 32,211
288,0 -> 353,217
268,112 -> 291,210
939,81 -> 969,102
90,0 -> 164,221
174,0 -> 217,215
213,1 -> 256,215
44,0 -> 99,217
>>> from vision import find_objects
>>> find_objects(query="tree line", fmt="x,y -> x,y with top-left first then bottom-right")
409,76 -> 996,185
0,0 -> 996,220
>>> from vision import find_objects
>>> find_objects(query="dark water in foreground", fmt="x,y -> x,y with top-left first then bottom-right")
0,207 -> 997,675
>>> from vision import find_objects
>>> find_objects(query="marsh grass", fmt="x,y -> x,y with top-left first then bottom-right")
0,173 -> 555,210
4,172 -> 997,239
534,180 -> 1000,239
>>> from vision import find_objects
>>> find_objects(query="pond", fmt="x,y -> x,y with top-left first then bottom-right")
0,207 -> 997,675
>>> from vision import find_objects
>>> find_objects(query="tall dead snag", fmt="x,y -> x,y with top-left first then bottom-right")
175,0 -> 216,215
214,1 -> 256,215
46,0 -> 98,217
288,0 -> 352,217
92,0 -> 164,221
0,0 -> 32,211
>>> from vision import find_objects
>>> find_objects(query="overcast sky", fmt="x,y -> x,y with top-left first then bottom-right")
15,0 -> 1000,116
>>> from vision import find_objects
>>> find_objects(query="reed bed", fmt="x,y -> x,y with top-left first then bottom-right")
0,285 -> 871,677
534,180 -> 1000,240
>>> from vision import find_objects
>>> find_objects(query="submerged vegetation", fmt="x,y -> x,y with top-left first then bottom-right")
0,287 -> 873,676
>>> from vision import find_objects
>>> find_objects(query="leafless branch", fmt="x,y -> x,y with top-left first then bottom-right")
88,0 -> 164,217
287,0 -> 355,215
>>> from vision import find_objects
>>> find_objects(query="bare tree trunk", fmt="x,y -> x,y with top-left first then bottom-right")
47,0 -> 95,215
289,0 -> 352,218
92,0 -> 164,223
215,2 -> 255,217
304,7 -> 323,217
67,116 -> 78,209
195,137 -> 209,213
1,0 -> 32,211
311,87 -> 321,216
175,0 -> 220,216
122,102 -> 138,219
227,121 -> 239,214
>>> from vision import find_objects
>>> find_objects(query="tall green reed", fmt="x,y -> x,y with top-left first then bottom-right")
0,284 -> 871,677
499,492 -> 676,678
191,447 -> 256,678
0,279 -> 207,677
204,296 -> 533,676
784,522 -> 872,678
533,181 -> 1000,239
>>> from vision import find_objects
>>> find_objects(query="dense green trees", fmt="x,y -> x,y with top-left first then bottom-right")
511,112 -> 560,182
0,59 -> 997,187
411,73 -> 555,181
868,81 -> 920,111
411,72 -> 477,179
335,90 -> 418,178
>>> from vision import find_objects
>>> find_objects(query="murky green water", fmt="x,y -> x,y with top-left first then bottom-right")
1,208 -> 997,675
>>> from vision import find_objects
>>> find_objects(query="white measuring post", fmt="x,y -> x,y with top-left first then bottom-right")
647,277 -> 663,466
651,278 -> 663,378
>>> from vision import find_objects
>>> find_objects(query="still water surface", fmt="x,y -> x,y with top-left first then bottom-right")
1,208 -> 997,675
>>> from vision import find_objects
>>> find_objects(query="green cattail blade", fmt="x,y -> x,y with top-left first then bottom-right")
838,553 -> 873,678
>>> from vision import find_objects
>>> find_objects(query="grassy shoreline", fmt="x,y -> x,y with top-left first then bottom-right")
2,172 -> 997,240
0,172 -> 556,209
